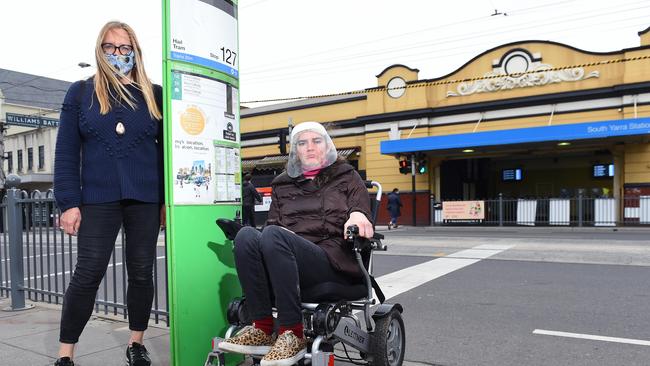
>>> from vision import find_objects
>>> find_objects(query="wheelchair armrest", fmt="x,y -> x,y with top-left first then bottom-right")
216,219 -> 244,241
372,238 -> 387,251
353,237 -> 373,252
353,237 -> 387,252
348,226 -> 387,252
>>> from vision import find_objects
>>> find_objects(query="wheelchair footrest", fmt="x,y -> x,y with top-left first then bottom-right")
205,337 -> 227,366
207,336 -> 264,366
204,350 -> 226,366
211,336 -> 226,352
307,350 -> 334,366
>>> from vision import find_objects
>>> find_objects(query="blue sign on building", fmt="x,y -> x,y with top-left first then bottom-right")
5,113 -> 59,128
380,117 -> 650,154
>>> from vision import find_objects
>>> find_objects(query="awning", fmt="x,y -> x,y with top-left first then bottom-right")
337,148 -> 358,158
243,147 -> 359,171
241,159 -> 259,170
380,117 -> 650,155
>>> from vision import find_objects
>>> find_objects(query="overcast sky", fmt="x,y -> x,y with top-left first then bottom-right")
1,0 -> 649,107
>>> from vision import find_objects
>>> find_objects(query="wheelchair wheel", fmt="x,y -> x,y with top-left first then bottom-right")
369,309 -> 405,366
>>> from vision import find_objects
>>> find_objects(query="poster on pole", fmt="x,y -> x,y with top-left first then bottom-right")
170,69 -> 240,204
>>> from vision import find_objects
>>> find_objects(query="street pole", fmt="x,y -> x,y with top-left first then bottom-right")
411,153 -> 416,226
3,175 -> 33,311
0,89 -> 5,189
285,117 -> 293,154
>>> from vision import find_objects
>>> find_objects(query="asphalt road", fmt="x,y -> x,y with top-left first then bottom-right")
3,227 -> 650,365
376,257 -> 650,366
329,227 -> 650,365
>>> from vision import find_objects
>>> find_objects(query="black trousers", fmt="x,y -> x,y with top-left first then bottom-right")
59,200 -> 160,344
242,205 -> 256,227
234,225 -> 351,326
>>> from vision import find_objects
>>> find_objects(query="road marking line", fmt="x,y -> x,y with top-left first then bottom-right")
533,329 -> 650,346
446,244 -> 513,259
13,256 -> 167,283
376,244 -> 513,300
0,245 -> 165,263
1,250 -> 81,263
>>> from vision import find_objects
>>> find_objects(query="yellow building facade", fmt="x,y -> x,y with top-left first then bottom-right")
241,27 -> 650,225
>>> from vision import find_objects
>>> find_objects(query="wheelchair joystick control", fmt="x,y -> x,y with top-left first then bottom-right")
346,225 -> 359,241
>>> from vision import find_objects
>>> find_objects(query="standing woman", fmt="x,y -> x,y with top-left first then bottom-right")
53,21 -> 164,366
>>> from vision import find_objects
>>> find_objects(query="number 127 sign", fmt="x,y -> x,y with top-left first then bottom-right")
169,0 -> 239,78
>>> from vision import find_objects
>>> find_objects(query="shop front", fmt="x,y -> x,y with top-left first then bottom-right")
381,118 -> 650,225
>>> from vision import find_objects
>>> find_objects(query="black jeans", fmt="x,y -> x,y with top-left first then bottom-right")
234,225 -> 352,326
59,200 -> 160,344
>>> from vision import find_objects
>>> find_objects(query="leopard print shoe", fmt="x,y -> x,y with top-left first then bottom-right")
260,330 -> 307,366
218,325 -> 275,355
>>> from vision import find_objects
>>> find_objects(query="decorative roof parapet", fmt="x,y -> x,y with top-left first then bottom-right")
447,49 -> 599,97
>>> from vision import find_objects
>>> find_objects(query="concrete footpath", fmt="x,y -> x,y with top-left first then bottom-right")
0,298 -> 170,366
1,225 -> 647,366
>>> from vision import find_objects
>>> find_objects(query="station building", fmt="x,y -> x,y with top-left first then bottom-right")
0,68 -> 70,193
240,27 -> 650,225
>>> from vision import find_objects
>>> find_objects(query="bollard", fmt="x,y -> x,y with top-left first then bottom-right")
577,191 -> 584,227
3,174 -> 34,311
430,194 -> 435,226
498,193 -> 504,227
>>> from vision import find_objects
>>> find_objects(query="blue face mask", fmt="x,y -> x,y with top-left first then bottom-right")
105,52 -> 135,76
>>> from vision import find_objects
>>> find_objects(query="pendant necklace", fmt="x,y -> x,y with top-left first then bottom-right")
116,121 -> 125,135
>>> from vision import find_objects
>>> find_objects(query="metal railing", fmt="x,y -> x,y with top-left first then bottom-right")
0,181 -> 168,325
432,194 -> 650,226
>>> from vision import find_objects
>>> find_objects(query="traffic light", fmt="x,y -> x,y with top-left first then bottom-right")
398,156 -> 411,174
279,129 -> 287,154
416,156 -> 427,174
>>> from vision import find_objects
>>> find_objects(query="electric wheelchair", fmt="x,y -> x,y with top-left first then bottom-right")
205,181 -> 405,366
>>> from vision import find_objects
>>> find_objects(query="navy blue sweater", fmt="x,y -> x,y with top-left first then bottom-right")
54,79 -> 164,212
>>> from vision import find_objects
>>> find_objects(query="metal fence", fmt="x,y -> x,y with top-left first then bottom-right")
0,186 -> 168,325
433,195 -> 650,226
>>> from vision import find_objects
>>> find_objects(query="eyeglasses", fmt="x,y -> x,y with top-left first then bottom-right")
101,43 -> 134,55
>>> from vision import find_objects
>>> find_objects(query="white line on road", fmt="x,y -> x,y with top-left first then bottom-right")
446,244 -> 514,259
17,255 -> 167,283
0,245 -> 166,263
533,329 -> 650,346
1,250 -> 81,263
376,244 -> 514,301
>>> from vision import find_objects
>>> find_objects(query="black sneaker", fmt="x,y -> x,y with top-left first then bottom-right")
126,342 -> 151,366
54,357 -> 74,366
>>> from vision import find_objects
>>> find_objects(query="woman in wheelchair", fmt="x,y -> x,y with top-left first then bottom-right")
218,121 -> 374,366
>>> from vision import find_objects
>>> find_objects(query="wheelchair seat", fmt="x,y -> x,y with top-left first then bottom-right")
301,281 -> 367,303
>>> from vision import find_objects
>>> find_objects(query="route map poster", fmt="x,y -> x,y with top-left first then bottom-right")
170,70 -> 240,204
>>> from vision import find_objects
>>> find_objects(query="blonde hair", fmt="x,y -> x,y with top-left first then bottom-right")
93,21 -> 162,120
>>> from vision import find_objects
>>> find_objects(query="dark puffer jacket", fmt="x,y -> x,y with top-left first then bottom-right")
266,160 -> 371,278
